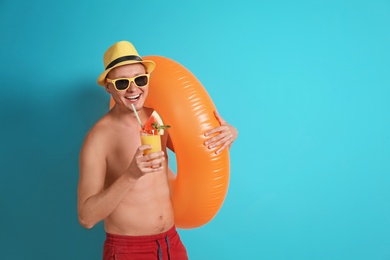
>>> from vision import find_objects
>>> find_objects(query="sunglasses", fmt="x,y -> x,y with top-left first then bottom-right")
106,74 -> 150,91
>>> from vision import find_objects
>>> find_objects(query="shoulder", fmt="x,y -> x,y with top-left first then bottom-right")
81,114 -> 113,155
143,106 -> 155,119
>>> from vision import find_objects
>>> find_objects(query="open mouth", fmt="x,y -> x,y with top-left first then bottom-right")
125,93 -> 141,101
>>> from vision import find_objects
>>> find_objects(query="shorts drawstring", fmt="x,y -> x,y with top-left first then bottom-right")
156,240 -> 162,260
156,235 -> 170,260
165,235 -> 171,260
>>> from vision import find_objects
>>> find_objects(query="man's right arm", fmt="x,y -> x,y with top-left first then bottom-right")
77,132 -> 138,229
77,131 -> 166,229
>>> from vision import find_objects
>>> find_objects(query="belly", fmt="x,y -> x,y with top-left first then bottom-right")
104,171 -> 175,236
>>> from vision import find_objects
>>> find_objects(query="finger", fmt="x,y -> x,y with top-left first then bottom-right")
216,142 -> 230,154
144,151 -> 165,160
210,134 -> 232,149
141,154 -> 165,165
137,145 -> 152,156
151,162 -> 163,169
146,161 -> 162,169
144,159 -> 165,170
215,135 -> 234,153
147,167 -> 163,173
204,126 -> 225,137
136,155 -> 162,170
205,129 -> 231,146
141,165 -> 164,173
138,158 -> 163,169
205,134 -> 222,147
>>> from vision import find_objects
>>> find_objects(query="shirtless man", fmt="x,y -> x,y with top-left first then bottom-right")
77,41 -> 238,259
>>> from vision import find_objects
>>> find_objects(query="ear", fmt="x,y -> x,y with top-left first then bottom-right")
105,83 -> 112,94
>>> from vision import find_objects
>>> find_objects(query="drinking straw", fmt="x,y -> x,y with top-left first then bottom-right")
131,104 -> 143,128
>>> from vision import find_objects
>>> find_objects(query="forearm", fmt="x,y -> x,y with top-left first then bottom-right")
78,173 -> 137,229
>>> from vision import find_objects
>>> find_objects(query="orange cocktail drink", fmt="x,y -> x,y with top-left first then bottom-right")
140,131 -> 162,155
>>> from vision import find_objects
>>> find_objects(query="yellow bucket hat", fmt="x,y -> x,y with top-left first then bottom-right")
97,41 -> 156,86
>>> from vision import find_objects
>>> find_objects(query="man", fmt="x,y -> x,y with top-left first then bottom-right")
77,41 -> 238,259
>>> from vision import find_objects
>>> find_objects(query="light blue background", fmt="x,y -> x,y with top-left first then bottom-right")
1,0 -> 389,259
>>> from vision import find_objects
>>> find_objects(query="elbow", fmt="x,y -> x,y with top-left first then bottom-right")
78,212 -> 96,229
79,220 -> 94,230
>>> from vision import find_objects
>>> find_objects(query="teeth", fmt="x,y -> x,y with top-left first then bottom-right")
126,94 -> 141,100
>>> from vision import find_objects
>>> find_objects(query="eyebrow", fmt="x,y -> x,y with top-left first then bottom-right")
116,73 -> 146,78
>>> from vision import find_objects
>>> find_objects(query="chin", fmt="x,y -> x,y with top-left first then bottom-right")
130,100 -> 145,111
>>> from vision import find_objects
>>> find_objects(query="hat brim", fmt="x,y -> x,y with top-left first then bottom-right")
97,59 -> 156,86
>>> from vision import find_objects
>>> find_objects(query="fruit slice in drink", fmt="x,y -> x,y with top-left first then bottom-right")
140,110 -> 169,155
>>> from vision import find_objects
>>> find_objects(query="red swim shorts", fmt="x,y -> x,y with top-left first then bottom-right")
103,226 -> 188,260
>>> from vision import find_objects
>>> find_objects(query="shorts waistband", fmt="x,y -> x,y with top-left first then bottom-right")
105,225 -> 177,245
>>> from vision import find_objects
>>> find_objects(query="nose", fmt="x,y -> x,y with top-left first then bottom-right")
127,81 -> 138,92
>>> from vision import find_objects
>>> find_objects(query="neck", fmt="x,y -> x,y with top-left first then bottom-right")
110,104 -> 147,127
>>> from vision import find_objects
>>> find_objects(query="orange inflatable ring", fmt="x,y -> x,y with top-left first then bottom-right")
110,56 -> 230,229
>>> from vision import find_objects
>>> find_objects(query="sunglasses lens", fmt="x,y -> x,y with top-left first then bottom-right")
115,79 -> 130,90
134,75 -> 148,87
